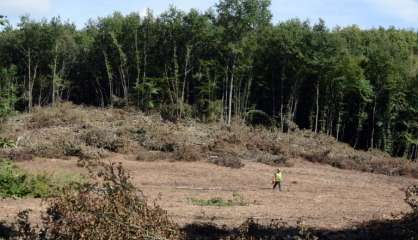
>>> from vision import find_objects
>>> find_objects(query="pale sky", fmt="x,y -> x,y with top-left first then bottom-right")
1,0 -> 418,29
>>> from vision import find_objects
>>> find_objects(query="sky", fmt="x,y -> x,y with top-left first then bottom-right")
1,0 -> 418,30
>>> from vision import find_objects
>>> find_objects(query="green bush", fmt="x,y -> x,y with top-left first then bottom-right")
0,137 -> 15,149
0,160 -> 83,198
0,160 -> 30,197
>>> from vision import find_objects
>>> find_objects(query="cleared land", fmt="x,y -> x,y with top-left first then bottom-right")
1,104 -> 416,234
1,154 -> 414,230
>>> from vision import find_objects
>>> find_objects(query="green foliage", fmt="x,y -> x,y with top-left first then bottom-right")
0,0 -> 417,159
0,160 -> 30,197
0,66 -> 17,119
0,160 -> 84,198
0,137 -> 15,148
134,79 -> 160,110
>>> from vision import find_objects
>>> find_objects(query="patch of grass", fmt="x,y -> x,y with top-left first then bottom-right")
0,160 -> 84,198
51,172 -> 86,189
190,192 -> 248,207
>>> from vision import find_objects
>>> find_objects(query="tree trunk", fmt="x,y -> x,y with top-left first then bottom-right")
95,77 -> 105,108
227,62 -> 235,126
110,32 -> 128,103
135,29 -> 141,107
280,68 -> 284,130
236,75 -> 242,119
27,49 -> 33,111
243,72 -> 253,118
222,67 -> 228,123
370,96 -> 377,149
164,64 -> 174,105
180,45 -> 191,118
142,25 -> 148,108
271,70 -> 276,116
103,51 -> 113,107
38,76 -> 42,106
173,44 -> 180,117
52,43 -> 58,106
314,80 -> 320,133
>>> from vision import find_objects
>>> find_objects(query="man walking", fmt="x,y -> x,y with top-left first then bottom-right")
272,168 -> 283,191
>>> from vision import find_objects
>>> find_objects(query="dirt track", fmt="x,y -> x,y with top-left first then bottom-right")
1,155 -> 415,229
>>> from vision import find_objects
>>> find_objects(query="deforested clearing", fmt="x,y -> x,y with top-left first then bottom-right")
0,104 -> 417,239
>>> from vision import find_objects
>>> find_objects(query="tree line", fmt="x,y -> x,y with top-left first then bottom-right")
0,0 -> 417,160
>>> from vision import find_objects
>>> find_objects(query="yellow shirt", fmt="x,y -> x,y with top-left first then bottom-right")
275,172 -> 283,182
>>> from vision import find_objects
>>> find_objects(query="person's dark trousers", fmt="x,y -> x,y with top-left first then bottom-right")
273,181 -> 282,191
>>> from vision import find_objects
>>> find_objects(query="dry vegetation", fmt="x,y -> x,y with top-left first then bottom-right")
0,103 -> 293,170
0,102 -> 417,178
0,103 -> 417,179
4,162 -> 182,240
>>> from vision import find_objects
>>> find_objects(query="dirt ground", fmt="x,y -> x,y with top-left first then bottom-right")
1,155 -> 415,230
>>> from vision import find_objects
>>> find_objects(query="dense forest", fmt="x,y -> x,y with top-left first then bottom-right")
0,0 -> 417,160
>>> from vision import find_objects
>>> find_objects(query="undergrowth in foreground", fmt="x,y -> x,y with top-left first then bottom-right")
7,162 -> 182,240
0,160 -> 83,198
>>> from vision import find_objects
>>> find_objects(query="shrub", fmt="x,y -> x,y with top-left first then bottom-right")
160,103 -> 193,123
406,185 -> 418,211
197,100 -> 223,122
0,137 -> 15,149
8,162 -> 182,240
81,127 -> 124,152
208,154 -> 244,169
27,102 -> 86,129
0,160 -> 31,198
134,127 -> 179,153
174,144 -> 203,162
0,160 -> 53,198
245,109 -> 273,126
0,160 -> 83,198
63,141 -> 82,156
300,150 -> 418,178
255,152 -> 290,167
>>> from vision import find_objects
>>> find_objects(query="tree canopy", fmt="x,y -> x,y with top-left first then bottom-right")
0,0 -> 417,160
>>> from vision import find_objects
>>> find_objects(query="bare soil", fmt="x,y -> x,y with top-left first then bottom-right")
1,155 -> 415,230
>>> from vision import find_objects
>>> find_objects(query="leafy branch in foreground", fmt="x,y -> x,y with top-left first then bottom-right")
9,162 -> 181,240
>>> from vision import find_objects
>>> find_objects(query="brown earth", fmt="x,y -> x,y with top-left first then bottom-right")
0,155 -> 415,230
